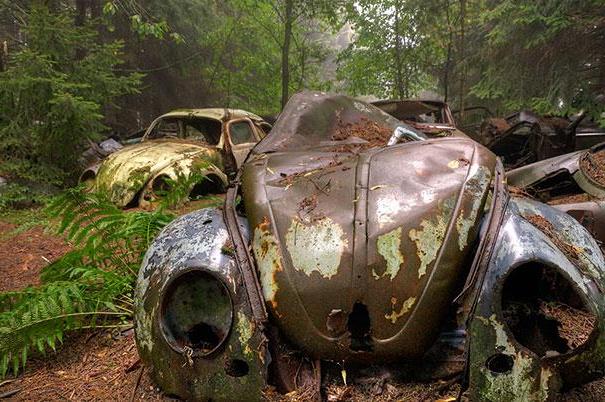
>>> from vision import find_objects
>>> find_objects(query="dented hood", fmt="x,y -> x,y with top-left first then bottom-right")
94,140 -> 222,207
242,93 -> 496,362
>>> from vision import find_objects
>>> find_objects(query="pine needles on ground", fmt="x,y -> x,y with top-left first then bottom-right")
0,186 -> 176,377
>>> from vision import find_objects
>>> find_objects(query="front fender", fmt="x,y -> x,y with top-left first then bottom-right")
469,197 -> 605,401
134,208 -> 268,401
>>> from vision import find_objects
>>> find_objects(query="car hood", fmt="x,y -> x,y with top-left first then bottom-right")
241,93 -> 496,362
94,140 -> 222,207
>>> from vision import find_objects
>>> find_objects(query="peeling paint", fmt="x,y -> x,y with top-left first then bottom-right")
409,197 -> 455,278
476,314 -> 551,401
385,297 -> 416,324
456,166 -> 492,250
448,159 -> 461,169
285,217 -> 347,279
252,219 -> 283,307
236,311 -> 254,357
374,227 -> 404,280
376,195 -> 403,225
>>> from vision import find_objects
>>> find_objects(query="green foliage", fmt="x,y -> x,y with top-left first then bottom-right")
337,0 -> 445,99
0,186 -> 175,376
102,1 -> 184,42
0,4 -> 141,199
197,0 -> 336,114
469,0 -> 605,118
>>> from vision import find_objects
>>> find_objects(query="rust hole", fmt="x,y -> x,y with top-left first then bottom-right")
347,302 -> 373,352
225,359 -> 249,377
486,353 -> 514,374
501,263 -> 596,357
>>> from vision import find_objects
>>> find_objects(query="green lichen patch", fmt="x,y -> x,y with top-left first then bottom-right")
285,217 -> 347,279
409,197 -> 455,278
374,227 -> 404,281
385,297 -> 416,324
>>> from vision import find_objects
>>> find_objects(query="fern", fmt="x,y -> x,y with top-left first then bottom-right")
0,186 -> 176,376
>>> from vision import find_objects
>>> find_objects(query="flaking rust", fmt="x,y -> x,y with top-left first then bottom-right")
252,217 -> 283,308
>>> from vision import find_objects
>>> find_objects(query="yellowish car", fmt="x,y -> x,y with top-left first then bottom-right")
81,108 -> 271,208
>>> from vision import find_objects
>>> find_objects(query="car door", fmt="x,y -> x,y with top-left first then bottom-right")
225,118 -> 261,167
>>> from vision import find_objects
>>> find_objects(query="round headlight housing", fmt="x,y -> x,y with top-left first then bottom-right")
160,269 -> 233,357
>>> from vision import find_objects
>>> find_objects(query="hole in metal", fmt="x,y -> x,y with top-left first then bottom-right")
347,302 -> 373,352
501,263 -> 596,356
486,353 -> 514,374
225,359 -> 249,377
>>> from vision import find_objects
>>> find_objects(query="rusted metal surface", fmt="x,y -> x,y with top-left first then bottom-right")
507,143 -> 605,247
475,110 -> 605,169
133,92 -> 605,401
81,108 -> 270,208
134,208 -> 268,401
467,197 -> 605,401
372,99 -> 469,138
241,93 -> 495,363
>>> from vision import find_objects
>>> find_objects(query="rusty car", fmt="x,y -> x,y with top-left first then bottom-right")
474,110 -> 605,170
133,92 -> 605,401
372,99 -> 468,138
507,142 -> 605,247
80,108 -> 271,208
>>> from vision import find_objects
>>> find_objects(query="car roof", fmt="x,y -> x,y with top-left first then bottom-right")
159,108 -> 265,122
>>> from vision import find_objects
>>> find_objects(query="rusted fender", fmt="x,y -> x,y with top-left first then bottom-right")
134,208 -> 268,402
91,140 -> 227,207
468,196 -> 605,401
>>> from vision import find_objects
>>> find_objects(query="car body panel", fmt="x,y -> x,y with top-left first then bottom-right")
93,140 -> 225,207
84,108 -> 269,207
133,93 -> 605,401
241,137 -> 494,362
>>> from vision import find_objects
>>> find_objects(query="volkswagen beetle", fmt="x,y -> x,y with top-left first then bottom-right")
134,93 -> 605,401
81,108 -> 271,208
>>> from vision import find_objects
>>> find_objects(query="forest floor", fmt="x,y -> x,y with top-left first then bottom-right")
0,206 -> 604,401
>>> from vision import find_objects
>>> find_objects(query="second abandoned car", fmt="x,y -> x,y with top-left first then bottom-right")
80,108 -> 271,208
134,93 -> 605,401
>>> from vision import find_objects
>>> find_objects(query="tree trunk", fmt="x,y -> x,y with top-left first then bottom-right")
281,0 -> 294,109
443,0 -> 453,102
393,0 -> 405,99
458,0 -> 467,120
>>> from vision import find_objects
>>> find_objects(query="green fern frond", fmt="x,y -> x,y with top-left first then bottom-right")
0,185 -> 178,376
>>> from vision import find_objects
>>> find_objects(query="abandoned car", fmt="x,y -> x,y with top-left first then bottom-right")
475,111 -> 605,170
372,99 -> 468,138
80,108 -> 271,208
134,92 -> 605,401
507,142 -> 605,246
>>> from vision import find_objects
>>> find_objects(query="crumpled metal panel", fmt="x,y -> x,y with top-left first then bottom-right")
468,197 -> 605,401
252,92 -> 405,154
95,140 -> 225,207
134,208 -> 268,401
241,91 -> 496,363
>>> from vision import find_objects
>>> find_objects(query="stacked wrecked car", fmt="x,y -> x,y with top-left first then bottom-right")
133,92 -> 605,401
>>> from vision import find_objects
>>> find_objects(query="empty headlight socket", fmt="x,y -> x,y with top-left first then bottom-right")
158,267 -> 234,359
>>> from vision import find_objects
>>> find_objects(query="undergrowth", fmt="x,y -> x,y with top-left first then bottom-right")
0,186 -> 178,376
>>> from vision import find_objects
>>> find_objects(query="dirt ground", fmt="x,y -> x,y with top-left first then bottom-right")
0,208 -> 604,401
0,222 -> 70,292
